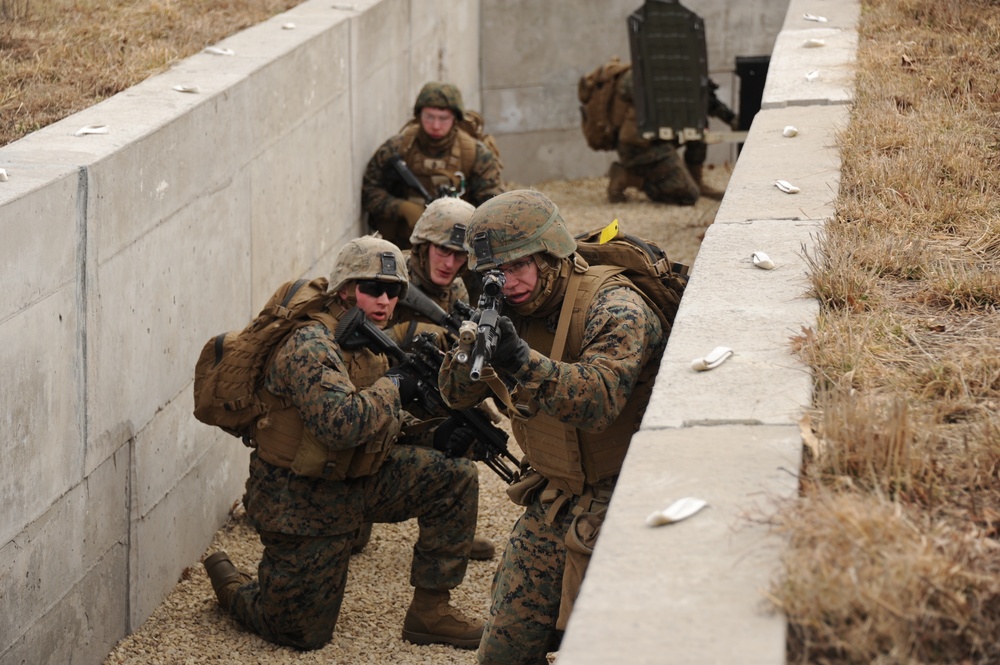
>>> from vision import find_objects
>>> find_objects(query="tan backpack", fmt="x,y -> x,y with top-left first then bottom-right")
572,220 -> 688,338
192,277 -> 330,443
578,57 -> 632,152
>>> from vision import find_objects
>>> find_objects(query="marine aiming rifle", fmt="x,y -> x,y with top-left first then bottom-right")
334,306 -> 519,484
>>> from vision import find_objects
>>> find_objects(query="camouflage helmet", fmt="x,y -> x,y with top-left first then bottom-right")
414,81 -> 465,121
410,198 -> 474,250
465,190 -> 577,272
329,235 -> 408,298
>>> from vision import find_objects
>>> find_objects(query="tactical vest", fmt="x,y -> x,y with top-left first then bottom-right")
400,124 -> 479,203
254,308 -> 400,480
509,266 -> 662,495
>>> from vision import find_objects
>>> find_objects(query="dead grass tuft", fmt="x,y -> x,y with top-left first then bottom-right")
775,491 -> 1000,665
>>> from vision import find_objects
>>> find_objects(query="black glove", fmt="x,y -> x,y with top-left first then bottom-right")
492,315 -> 531,373
433,417 -> 477,457
385,364 -> 419,404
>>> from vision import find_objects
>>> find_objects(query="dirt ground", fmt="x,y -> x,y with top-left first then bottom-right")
101,167 -> 731,665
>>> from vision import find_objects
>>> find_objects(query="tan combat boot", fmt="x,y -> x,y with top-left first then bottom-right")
402,588 -> 485,649
470,534 -> 496,561
203,551 -> 252,611
688,163 -> 725,201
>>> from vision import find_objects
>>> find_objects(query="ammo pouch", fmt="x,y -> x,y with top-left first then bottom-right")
506,468 -> 547,507
281,414 -> 399,481
556,492 -> 611,631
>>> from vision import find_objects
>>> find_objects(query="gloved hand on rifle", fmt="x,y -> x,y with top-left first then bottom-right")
385,363 -> 420,404
433,416 -> 477,457
492,315 -> 531,374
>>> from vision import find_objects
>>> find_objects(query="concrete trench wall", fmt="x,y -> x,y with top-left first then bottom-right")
0,0 -> 852,663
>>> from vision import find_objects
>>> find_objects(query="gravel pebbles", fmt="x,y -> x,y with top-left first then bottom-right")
102,170 -> 730,664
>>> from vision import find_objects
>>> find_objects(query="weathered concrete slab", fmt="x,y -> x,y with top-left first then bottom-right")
761,26 -> 856,108
644,217 -> 819,429
0,168 -> 78,319
716,104 -> 848,224
559,425 -> 801,665
0,288 -> 82,546
0,445 -> 128,656
130,431 -> 247,627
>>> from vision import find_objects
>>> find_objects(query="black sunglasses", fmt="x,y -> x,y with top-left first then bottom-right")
357,280 -> 402,299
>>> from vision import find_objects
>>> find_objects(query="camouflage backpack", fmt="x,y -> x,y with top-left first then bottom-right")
192,277 -> 330,443
577,57 -> 632,151
573,220 -> 688,335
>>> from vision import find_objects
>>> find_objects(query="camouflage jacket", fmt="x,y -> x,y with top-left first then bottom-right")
245,320 -> 404,536
361,127 -> 503,226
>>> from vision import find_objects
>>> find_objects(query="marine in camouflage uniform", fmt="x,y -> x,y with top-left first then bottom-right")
353,199 -> 494,562
437,191 -> 666,664
202,236 -> 484,651
389,196 -> 474,350
362,81 -> 504,250
609,69 -> 737,205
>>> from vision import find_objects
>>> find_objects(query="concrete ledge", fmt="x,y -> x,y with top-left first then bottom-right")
646,217 -> 820,430
558,425 -> 802,665
761,0 -> 859,109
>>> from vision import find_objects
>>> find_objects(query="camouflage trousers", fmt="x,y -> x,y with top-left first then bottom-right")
629,152 -> 699,205
620,140 -> 705,205
230,445 -> 479,650
478,492 -> 586,665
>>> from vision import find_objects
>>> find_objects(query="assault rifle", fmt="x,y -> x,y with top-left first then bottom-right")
387,154 -> 464,201
388,155 -> 434,204
457,270 -> 505,381
334,306 -> 519,484
399,283 -> 475,342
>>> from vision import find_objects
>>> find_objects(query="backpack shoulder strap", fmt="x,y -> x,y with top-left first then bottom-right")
551,265 -> 625,362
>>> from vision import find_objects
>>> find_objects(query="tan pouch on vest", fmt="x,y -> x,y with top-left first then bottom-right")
505,469 -> 547,507
290,429 -> 351,480
557,507 -> 607,631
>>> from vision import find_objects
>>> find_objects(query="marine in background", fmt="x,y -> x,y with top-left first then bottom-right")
351,198 -> 497,562
608,68 -> 737,205
390,197 -> 474,349
362,81 -> 504,250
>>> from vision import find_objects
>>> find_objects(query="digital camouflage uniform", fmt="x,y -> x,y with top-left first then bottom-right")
438,191 -> 666,665
362,82 -> 504,250
219,237 -> 480,651
612,69 -> 736,205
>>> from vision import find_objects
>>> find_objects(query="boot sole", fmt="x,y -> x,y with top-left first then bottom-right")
401,629 -> 482,650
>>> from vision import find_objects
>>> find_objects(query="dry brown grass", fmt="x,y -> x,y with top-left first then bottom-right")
0,0 -> 304,146
773,1 -> 1000,662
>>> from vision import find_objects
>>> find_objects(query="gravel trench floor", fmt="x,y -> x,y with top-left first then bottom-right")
103,167 -> 731,665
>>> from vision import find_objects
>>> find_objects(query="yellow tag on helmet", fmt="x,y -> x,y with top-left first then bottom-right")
599,218 -> 620,244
